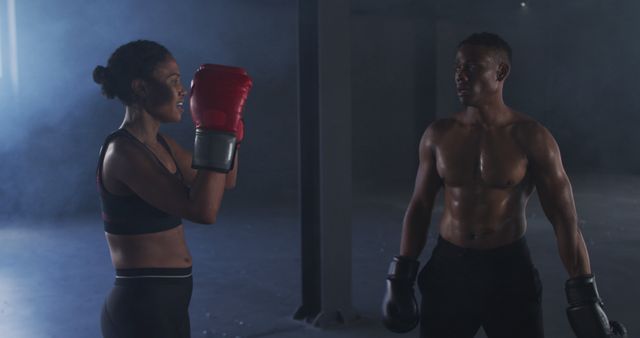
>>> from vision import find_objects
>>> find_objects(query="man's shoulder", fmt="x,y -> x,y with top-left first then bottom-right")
510,114 -> 553,141
420,118 -> 456,144
427,117 -> 457,133
509,113 -> 558,154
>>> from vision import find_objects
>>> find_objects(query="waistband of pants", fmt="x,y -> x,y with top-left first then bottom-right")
434,235 -> 529,259
114,267 -> 192,285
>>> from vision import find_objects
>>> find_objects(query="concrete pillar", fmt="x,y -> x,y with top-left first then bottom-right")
295,0 -> 357,328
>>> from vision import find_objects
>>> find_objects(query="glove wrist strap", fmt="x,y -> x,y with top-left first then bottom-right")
388,256 -> 419,282
565,274 -> 603,306
192,129 -> 237,172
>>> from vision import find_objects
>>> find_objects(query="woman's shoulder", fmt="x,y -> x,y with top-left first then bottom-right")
103,131 -> 151,168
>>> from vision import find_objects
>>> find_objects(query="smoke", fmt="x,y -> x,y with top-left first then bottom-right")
0,0 -> 298,218
3,0 -> 640,219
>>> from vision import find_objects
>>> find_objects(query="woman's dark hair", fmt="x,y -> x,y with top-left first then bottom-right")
93,40 -> 172,105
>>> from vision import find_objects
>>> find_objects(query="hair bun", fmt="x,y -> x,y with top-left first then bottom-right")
92,65 -> 108,84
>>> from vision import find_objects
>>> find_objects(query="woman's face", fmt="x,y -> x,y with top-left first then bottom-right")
143,56 -> 185,123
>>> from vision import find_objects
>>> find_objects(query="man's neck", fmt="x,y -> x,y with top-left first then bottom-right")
462,98 -> 511,128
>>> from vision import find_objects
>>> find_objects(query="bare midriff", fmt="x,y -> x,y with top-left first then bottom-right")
106,224 -> 192,269
438,184 -> 531,249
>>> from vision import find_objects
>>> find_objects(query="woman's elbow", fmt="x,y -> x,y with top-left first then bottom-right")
192,216 -> 216,225
189,207 -> 219,225
201,209 -> 218,224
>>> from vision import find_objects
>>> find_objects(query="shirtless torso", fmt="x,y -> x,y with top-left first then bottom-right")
399,43 -> 590,277
434,112 -> 534,249
385,33 -> 624,338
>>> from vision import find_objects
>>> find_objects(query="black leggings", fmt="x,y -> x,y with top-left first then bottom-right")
417,236 -> 544,338
101,267 -> 193,338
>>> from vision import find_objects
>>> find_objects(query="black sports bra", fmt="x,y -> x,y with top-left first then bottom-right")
97,129 -> 183,235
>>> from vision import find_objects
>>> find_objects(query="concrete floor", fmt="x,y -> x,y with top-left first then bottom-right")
0,173 -> 638,338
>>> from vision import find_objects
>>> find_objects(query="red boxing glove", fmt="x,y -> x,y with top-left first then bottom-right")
189,64 -> 252,171
190,64 -> 251,133
236,118 -> 245,145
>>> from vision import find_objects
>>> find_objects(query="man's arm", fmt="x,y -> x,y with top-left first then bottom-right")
399,124 -> 443,258
382,123 -> 442,334
527,123 -> 627,337
527,123 -> 590,278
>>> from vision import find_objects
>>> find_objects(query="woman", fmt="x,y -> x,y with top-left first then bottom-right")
93,40 -> 251,338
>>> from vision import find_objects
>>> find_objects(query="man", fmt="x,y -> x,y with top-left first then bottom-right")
382,33 -> 626,338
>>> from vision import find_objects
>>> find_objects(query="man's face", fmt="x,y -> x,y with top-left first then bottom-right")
454,45 -> 504,107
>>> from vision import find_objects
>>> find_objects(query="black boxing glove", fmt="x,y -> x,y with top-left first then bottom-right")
565,275 -> 627,338
382,256 -> 420,333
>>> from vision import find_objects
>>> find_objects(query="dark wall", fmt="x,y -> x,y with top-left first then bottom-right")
1,0 -> 638,218
350,1 -> 437,193
351,0 -> 640,194
351,14 -> 436,192
435,0 -> 640,174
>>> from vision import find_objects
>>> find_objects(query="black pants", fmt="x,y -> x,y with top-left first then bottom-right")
417,237 -> 544,338
101,267 -> 193,338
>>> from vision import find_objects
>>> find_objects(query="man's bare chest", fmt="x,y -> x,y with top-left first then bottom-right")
434,127 -> 528,188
